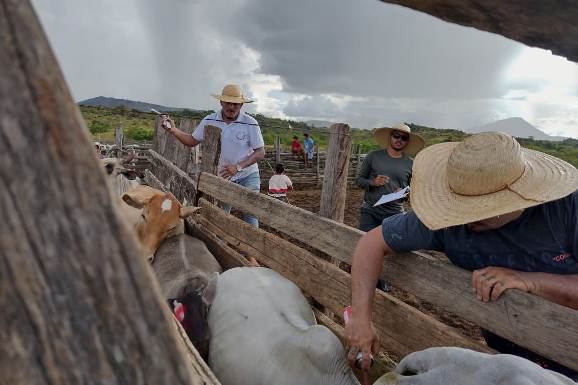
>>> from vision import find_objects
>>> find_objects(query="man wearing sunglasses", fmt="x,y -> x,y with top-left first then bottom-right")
356,123 -> 425,233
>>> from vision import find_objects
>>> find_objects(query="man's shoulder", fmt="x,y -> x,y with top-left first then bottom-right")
238,112 -> 259,127
199,111 -> 220,124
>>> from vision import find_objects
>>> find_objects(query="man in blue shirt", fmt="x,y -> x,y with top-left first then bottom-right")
345,132 -> 578,374
303,132 -> 314,168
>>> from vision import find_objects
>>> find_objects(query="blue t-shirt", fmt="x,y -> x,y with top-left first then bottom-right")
381,191 -> 578,274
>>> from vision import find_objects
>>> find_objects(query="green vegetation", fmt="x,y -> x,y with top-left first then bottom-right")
80,105 -> 577,168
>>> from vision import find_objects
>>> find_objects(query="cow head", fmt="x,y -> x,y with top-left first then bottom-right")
121,186 -> 200,261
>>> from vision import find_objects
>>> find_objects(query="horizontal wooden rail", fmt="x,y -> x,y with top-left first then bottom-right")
150,152 -> 578,370
197,198 -> 490,359
197,172 -> 363,263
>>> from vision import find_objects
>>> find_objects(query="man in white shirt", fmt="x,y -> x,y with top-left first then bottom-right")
162,84 -> 265,227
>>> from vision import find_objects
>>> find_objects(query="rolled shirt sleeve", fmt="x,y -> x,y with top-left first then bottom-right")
381,211 -> 443,252
192,118 -> 208,141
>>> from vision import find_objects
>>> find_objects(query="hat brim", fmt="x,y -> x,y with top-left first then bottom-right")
212,94 -> 254,104
411,142 -> 578,230
374,127 -> 425,156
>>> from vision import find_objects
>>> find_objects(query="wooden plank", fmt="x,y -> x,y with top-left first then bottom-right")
320,123 -> 351,222
147,149 -> 197,205
197,171 -> 364,263
197,199 -> 491,359
0,1 -> 213,383
381,253 -> 578,370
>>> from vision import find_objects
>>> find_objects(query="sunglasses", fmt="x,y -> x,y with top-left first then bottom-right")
392,132 -> 410,141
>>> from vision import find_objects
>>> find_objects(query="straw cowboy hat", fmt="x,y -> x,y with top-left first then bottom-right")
212,84 -> 254,104
410,131 -> 578,230
374,123 -> 425,156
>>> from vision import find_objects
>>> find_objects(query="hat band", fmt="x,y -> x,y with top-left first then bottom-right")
448,164 -> 541,203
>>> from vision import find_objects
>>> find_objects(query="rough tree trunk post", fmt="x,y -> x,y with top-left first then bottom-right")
115,124 -> 123,149
173,118 -> 196,172
0,2 -> 217,384
319,124 -> 351,222
152,115 -> 167,155
316,146 -> 321,187
319,124 -> 351,317
274,135 -> 281,165
197,125 -> 221,204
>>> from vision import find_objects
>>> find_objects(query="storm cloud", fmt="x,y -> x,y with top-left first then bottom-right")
31,0 -> 578,137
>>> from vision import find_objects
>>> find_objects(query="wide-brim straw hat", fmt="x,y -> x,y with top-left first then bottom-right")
411,131 -> 578,230
374,123 -> 425,156
212,84 -> 254,104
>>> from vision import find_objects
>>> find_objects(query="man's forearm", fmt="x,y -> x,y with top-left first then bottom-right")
528,272 -> 578,309
238,147 -> 265,169
351,226 -> 390,320
171,128 -> 200,147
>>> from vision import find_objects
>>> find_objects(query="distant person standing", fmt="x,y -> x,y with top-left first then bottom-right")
268,163 -> 293,203
356,123 -> 424,232
291,136 -> 304,159
303,132 -> 314,167
162,84 -> 265,228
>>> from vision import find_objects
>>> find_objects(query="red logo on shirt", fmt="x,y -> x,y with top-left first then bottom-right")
553,252 -> 572,262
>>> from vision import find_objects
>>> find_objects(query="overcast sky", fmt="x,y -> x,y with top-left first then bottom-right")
32,0 -> 578,138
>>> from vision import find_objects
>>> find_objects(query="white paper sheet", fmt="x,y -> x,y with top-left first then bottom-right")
373,186 -> 410,206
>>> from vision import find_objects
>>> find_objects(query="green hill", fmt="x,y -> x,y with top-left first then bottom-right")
80,105 -> 578,168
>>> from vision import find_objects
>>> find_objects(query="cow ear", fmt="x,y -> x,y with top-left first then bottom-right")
201,272 -> 219,306
122,185 -> 158,209
180,206 -> 201,218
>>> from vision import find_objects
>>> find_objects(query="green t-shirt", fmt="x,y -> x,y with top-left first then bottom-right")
356,149 -> 413,217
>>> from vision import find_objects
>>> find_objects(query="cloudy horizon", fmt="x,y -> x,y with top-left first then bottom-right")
32,0 -> 578,138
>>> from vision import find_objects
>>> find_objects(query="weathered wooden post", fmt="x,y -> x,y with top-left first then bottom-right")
0,1 -> 216,384
316,145 -> 321,186
320,123 -> 352,223
115,124 -> 123,149
200,125 -> 221,175
274,135 -> 281,165
173,118 -> 196,172
319,124 -> 352,317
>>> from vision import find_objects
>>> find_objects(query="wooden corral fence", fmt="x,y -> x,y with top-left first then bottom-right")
259,136 -> 365,188
146,123 -> 578,376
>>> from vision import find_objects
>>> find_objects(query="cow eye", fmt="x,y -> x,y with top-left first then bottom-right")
141,213 -> 146,221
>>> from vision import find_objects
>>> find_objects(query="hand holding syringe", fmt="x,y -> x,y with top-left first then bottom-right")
151,108 -> 173,130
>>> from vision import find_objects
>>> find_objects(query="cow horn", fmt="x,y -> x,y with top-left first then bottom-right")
180,206 -> 201,218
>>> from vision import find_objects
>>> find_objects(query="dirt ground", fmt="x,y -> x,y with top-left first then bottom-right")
285,186 -> 484,343
286,187 -> 365,228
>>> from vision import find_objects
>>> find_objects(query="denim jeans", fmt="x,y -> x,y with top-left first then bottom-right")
220,172 -> 260,228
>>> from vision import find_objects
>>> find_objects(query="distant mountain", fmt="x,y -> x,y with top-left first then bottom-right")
305,119 -> 334,128
78,96 -> 200,114
465,117 -> 567,141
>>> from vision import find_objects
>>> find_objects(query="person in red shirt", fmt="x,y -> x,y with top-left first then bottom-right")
291,136 -> 304,159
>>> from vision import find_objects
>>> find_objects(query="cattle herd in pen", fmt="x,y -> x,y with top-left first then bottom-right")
99,152 -> 575,385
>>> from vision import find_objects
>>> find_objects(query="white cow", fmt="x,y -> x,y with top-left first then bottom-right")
101,157 -> 140,197
377,347 -> 576,385
208,267 -> 371,385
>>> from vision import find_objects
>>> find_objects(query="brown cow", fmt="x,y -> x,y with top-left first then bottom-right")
121,185 -> 200,261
